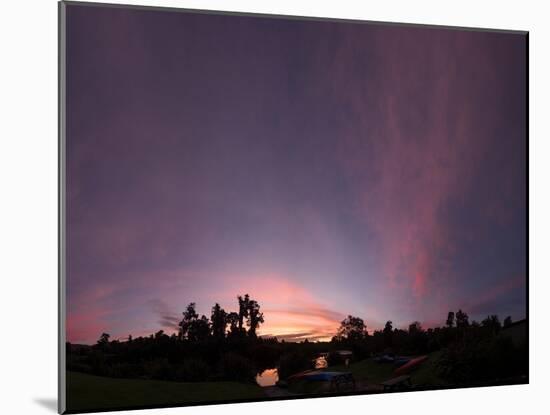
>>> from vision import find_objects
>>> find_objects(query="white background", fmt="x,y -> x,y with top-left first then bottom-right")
0,0 -> 546,414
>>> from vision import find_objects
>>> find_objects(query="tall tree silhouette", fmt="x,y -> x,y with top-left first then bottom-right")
336,315 -> 367,342
503,316 -> 513,328
97,332 -> 110,345
246,299 -> 264,337
179,303 -> 199,340
408,321 -> 423,334
383,320 -> 393,348
456,309 -> 469,329
446,311 -> 455,328
237,294 -> 250,333
482,315 -> 501,335
226,311 -> 240,337
211,303 -> 227,340
187,315 -> 210,342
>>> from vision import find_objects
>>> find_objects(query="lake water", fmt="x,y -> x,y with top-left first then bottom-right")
256,368 -> 278,387
256,354 -> 328,387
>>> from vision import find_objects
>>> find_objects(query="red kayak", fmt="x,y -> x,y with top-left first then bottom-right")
394,355 -> 428,375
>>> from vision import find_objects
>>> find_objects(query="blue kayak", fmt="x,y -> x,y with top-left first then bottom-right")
303,371 -> 351,381
374,354 -> 395,363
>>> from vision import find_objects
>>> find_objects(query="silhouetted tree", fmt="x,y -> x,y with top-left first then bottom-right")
503,316 -> 513,328
482,315 -> 501,335
246,299 -> 264,337
409,321 -> 423,334
237,294 -> 250,332
211,303 -> 227,340
383,320 -> 393,348
179,303 -> 199,340
188,315 -> 211,342
456,309 -> 469,329
97,333 -> 110,345
226,311 -> 240,337
154,330 -> 167,340
446,311 -> 455,328
336,315 -> 367,342
408,321 -> 427,353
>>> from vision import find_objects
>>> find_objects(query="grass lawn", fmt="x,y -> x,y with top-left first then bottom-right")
66,371 -> 266,412
410,351 -> 449,387
331,351 -> 447,386
331,358 -> 395,384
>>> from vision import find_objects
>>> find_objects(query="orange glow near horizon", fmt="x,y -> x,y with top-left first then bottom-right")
211,273 -> 345,342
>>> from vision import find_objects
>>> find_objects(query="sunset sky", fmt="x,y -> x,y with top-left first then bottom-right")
66,4 -> 527,344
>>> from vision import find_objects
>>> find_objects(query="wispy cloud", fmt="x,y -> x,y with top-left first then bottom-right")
466,274 -> 526,317
148,299 -> 181,331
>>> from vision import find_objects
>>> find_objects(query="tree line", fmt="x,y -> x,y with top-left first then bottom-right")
69,301 -> 525,387
97,294 -> 265,347
179,294 -> 265,342
332,309 -> 512,346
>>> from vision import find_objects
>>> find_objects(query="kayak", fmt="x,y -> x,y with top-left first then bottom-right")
394,355 -> 428,375
303,371 -> 352,381
288,370 -> 352,382
394,357 -> 411,367
374,354 -> 395,363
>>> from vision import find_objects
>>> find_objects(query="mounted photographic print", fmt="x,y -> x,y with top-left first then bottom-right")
58,1 -> 528,413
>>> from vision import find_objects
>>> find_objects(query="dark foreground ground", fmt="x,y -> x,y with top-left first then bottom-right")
66,371 -> 265,412
64,352 -> 448,412
66,346 -> 526,412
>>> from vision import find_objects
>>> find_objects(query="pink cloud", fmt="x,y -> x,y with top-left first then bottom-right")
325,29 -> 519,312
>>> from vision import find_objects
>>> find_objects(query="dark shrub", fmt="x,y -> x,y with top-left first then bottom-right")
88,351 -> 108,376
143,358 -> 174,380
107,362 -> 142,379
175,358 -> 210,382
436,336 -> 524,384
247,343 -> 281,369
219,352 -> 257,383
326,351 -> 345,366
278,351 -> 315,380
66,362 -> 93,374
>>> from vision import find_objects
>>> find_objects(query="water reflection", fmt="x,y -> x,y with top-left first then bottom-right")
257,354 -> 327,387
256,368 -> 278,387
